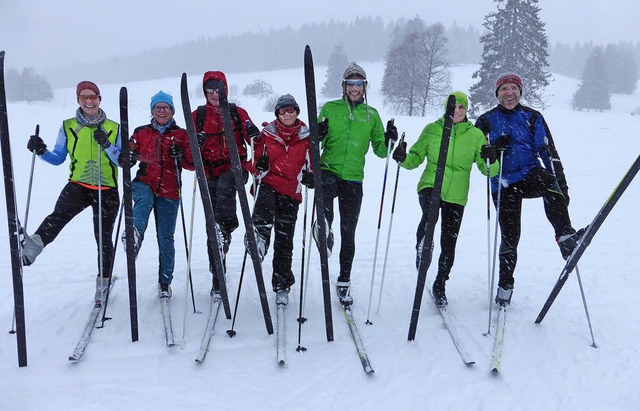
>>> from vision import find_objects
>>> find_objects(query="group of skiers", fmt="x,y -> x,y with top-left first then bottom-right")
20,62 -> 583,311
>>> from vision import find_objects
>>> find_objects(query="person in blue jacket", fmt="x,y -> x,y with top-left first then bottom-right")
476,73 -> 583,306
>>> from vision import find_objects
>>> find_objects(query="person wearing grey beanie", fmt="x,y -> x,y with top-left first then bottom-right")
314,61 -> 396,306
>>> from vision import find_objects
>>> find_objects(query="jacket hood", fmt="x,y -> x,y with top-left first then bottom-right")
202,71 -> 229,95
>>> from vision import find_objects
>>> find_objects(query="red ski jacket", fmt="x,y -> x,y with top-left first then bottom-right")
247,118 -> 311,203
130,122 -> 194,200
192,71 -> 253,179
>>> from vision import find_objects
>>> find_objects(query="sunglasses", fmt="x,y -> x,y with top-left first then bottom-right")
343,79 -> 366,87
154,105 -> 172,112
78,94 -> 100,102
278,107 -> 297,115
205,89 -> 217,95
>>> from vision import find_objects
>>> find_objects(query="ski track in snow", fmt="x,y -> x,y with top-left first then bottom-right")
1,64 -> 639,410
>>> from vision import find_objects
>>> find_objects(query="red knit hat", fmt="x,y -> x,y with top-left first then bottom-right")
76,81 -> 100,97
495,73 -> 523,96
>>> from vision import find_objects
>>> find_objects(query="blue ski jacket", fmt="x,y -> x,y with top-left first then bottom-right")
476,104 -> 552,192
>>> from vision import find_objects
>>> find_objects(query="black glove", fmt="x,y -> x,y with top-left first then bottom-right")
168,144 -> 184,162
301,169 -> 314,189
392,141 -> 407,163
256,154 -> 269,172
318,118 -> 329,141
384,120 -> 398,147
129,150 -> 138,167
477,118 -> 491,135
93,128 -> 110,148
494,134 -> 510,151
246,122 -> 260,139
197,132 -> 206,147
480,145 -> 498,164
27,134 -> 47,155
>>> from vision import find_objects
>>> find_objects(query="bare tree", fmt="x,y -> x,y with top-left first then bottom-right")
382,22 -> 450,116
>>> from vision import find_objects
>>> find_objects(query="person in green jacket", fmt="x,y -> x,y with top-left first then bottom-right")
392,91 -> 499,306
316,61 -> 397,305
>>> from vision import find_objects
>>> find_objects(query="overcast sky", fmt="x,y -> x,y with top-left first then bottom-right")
2,0 -> 639,71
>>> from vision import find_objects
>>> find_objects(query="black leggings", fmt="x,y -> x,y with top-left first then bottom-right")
321,170 -> 363,281
493,167 -> 574,288
416,188 -> 465,282
35,182 -> 119,278
251,183 -> 300,276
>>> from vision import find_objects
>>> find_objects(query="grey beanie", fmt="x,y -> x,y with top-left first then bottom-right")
274,94 -> 300,116
343,62 -> 367,79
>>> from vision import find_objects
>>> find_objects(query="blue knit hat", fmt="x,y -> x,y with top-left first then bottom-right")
150,91 -> 174,112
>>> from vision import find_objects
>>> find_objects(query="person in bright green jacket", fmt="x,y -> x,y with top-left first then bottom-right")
393,91 -> 500,306
315,61 -> 397,305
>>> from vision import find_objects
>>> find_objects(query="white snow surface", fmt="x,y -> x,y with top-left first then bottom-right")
1,64 -> 639,411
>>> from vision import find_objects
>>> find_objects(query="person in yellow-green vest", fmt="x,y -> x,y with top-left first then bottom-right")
23,81 -> 121,304
392,91 -> 500,307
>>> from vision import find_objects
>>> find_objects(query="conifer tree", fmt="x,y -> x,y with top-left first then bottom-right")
573,47 -> 611,111
321,44 -> 349,97
469,0 -> 551,112
604,44 -> 637,95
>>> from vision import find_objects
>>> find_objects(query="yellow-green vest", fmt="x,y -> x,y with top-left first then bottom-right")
62,118 -> 119,188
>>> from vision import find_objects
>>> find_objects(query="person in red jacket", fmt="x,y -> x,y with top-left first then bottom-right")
129,91 -> 194,299
191,71 -> 259,292
247,94 -> 314,305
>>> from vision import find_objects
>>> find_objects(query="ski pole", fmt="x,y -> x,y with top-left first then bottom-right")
543,139 -> 596,345
227,146 -> 266,337
296,155 -> 311,352
10,125 -> 39,333
303,201 -> 315,305
171,136 -> 197,314
181,172 -> 198,343
575,266 -> 597,347
485,134 -> 493,332
99,201 -> 124,328
376,132 -> 404,314
23,124 -> 39,232
485,150 -> 504,336
365,120 -> 394,325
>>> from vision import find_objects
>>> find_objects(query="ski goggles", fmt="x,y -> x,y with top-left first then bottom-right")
277,107 -> 297,115
343,79 -> 366,87
205,80 -> 226,94
78,94 -> 100,102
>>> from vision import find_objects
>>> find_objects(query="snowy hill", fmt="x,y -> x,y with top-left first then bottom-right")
1,62 -> 639,411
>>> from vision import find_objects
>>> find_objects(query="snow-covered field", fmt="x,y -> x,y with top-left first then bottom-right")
1,62 -> 639,411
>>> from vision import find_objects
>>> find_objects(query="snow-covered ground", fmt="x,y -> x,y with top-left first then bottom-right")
1,62 -> 639,411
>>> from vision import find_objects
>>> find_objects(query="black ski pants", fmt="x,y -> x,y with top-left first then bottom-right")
35,182 -> 119,278
205,168 -> 241,273
493,167 -> 574,289
416,188 -> 465,284
251,183 -> 299,289
321,170 -> 363,282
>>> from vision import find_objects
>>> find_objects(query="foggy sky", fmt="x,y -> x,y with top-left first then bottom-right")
2,0 -> 639,71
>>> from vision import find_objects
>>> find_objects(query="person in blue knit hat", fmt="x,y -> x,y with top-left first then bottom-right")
127,90 -> 194,299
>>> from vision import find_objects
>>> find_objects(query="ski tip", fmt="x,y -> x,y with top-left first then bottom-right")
365,367 -> 375,375
491,368 -> 500,376
68,356 -> 79,362
305,44 -> 311,52
278,359 -> 285,366
465,361 -> 476,366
